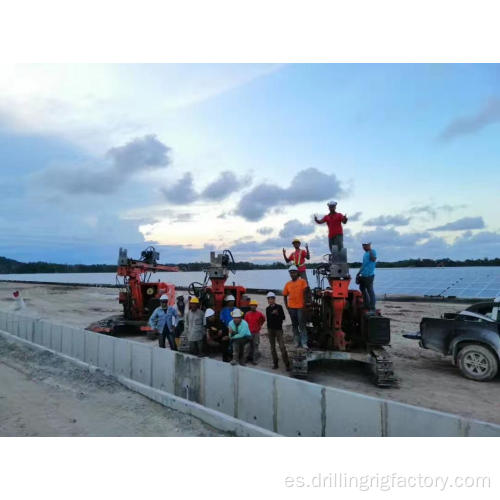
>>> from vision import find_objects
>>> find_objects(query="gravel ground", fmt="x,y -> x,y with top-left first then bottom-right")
0,335 -> 229,437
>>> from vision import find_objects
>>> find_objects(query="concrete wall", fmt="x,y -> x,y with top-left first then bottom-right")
1,309 -> 499,437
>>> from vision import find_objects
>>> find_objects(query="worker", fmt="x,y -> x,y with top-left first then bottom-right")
185,297 -> 206,356
283,264 -> 309,349
356,241 -> 377,313
282,238 -> 310,281
239,295 -> 252,315
220,294 -> 236,326
265,291 -> 290,370
205,308 -> 231,362
174,295 -> 186,345
149,294 -> 178,350
314,201 -> 348,252
227,308 -> 252,366
244,299 -> 266,365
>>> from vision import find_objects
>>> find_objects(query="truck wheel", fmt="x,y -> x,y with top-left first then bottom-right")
456,344 -> 498,382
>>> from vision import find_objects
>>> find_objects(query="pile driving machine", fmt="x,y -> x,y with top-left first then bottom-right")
291,247 -> 397,387
187,249 -> 247,313
87,246 -> 179,335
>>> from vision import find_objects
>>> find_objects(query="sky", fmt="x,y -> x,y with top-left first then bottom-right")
0,63 -> 499,265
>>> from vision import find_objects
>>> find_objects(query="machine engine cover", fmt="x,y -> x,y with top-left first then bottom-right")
364,315 -> 391,345
329,263 -> 350,279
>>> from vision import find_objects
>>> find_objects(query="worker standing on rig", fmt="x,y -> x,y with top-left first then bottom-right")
282,238 -> 310,281
283,265 -> 309,349
314,201 -> 348,252
244,299 -> 266,365
185,297 -> 206,356
265,291 -> 290,370
149,294 -> 178,350
356,241 -> 377,313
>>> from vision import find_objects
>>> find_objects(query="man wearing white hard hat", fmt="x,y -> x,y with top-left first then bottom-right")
149,294 -> 178,350
283,265 -> 309,349
228,308 -> 252,366
266,291 -> 290,370
314,201 -> 348,252
356,242 -> 377,312
205,308 -> 231,362
220,294 -> 236,327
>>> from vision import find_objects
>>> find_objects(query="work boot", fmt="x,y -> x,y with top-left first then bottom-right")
285,364 -> 291,371
272,362 -> 279,370
230,359 -> 237,366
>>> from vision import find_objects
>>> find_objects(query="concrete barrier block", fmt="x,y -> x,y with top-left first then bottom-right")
0,311 -> 7,331
276,376 -> 323,437
72,328 -> 85,361
174,353 -> 203,403
203,358 -> 235,417
41,320 -> 52,348
152,348 -> 175,394
84,331 -> 99,366
6,313 -> 19,336
468,420 -> 500,437
97,335 -> 115,373
386,401 -> 462,437
61,326 -> 73,356
114,339 -> 132,378
17,316 -> 29,340
33,320 -> 43,345
50,324 -> 63,352
325,388 -> 383,437
131,343 -> 152,386
237,367 -> 275,432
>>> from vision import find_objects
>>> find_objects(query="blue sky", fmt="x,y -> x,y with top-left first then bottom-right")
0,63 -> 498,264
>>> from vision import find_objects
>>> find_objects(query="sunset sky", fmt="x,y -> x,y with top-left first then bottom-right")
1,63 -> 499,264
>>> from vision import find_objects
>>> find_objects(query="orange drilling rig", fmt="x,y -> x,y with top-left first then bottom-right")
87,246 -> 179,335
291,246 -> 397,387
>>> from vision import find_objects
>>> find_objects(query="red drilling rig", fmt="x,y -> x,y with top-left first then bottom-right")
291,246 -> 397,387
87,246 -> 179,335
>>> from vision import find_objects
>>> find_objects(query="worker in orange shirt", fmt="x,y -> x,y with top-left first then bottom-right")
282,238 -> 310,282
283,265 -> 309,349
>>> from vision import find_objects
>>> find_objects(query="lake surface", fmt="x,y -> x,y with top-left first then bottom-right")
1,267 -> 499,299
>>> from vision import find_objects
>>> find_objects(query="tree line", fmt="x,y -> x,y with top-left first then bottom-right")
1,255 -> 499,274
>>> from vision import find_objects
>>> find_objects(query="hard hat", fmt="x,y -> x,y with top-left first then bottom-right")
288,264 -> 298,272
231,308 -> 243,318
224,294 -> 235,301
292,238 -> 301,243
190,297 -> 200,304
204,308 -> 215,319
159,294 -> 169,301
266,291 -> 276,298
327,200 -> 338,206
362,241 -> 372,245
249,299 -> 258,306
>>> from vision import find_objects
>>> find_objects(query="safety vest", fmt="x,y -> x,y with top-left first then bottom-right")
291,249 -> 306,267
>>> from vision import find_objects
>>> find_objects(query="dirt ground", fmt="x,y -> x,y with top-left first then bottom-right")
0,334 -> 227,437
1,282 -> 499,426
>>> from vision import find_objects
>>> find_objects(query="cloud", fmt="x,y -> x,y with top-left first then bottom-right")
200,170 -> 247,201
34,135 -> 171,195
107,134 -> 171,172
278,219 -> 315,239
257,226 -> 273,235
348,211 -> 362,222
161,173 -> 199,204
429,216 -> 485,231
364,214 -> 411,227
236,168 -> 346,221
438,97 -> 500,142
408,204 -> 468,220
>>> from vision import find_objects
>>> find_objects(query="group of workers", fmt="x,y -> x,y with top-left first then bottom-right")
149,200 -> 378,368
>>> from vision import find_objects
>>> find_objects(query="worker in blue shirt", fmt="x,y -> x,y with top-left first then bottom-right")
356,242 -> 377,312
149,294 -> 178,350
219,294 -> 236,326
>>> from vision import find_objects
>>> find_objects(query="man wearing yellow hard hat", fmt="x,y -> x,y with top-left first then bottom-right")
283,237 -> 310,282
184,296 -> 205,356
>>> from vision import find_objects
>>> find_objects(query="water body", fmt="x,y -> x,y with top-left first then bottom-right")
1,267 -> 499,299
